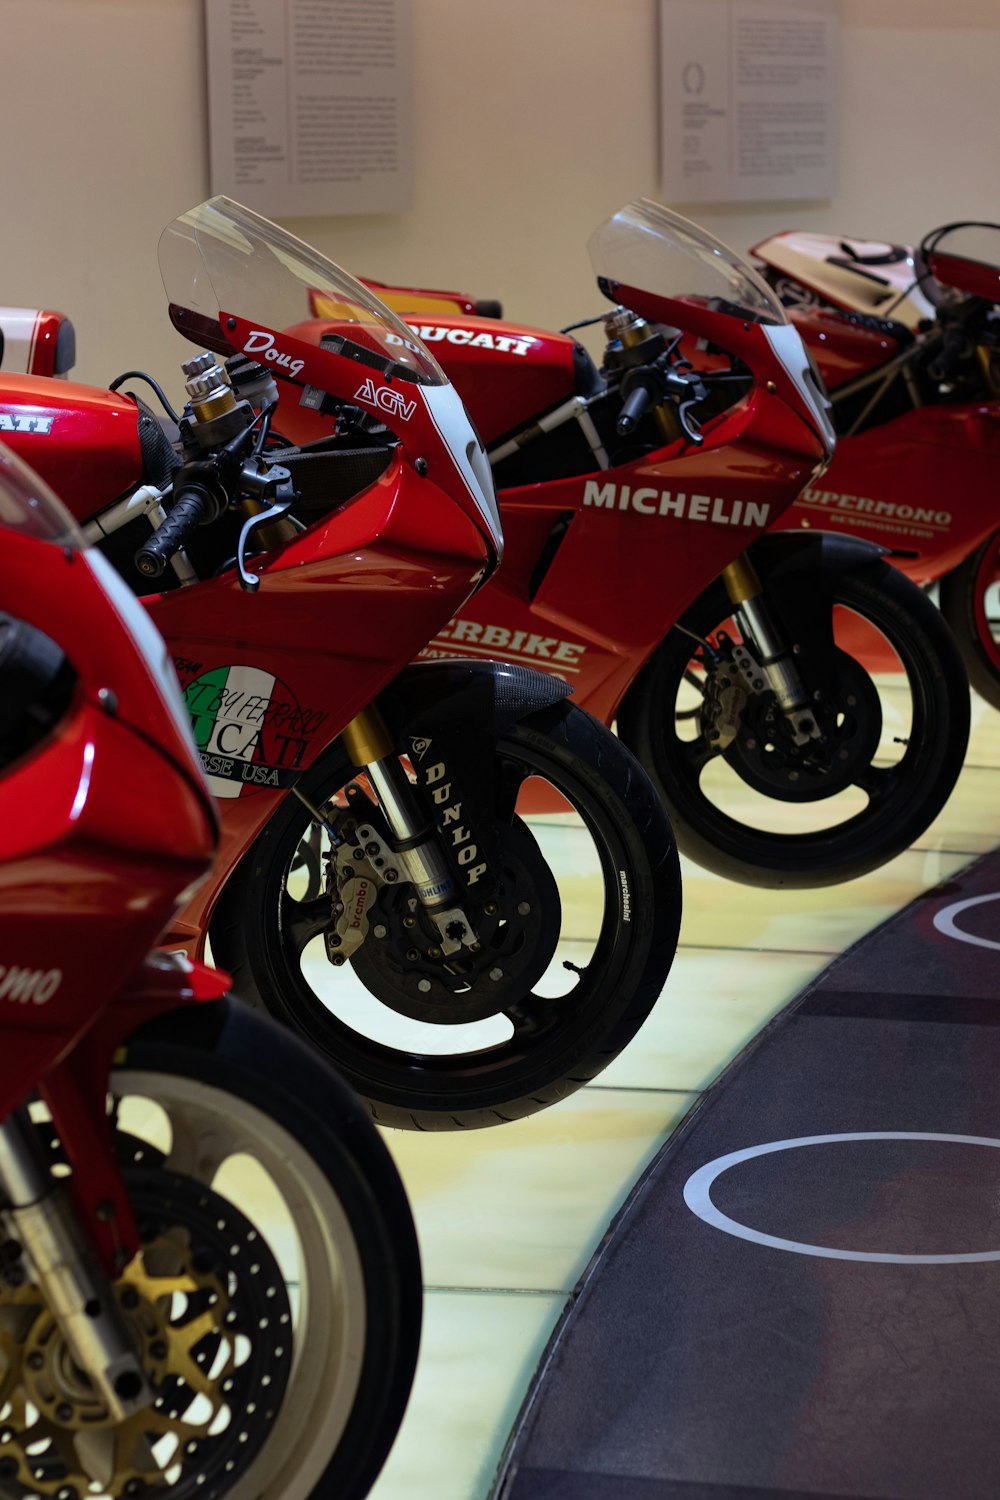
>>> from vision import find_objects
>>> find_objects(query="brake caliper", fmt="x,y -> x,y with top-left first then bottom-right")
324,819 -> 402,966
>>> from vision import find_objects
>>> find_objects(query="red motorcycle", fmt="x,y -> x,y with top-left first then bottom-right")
0,198 -> 681,1131
0,443 -> 421,1499
749,220 -> 1000,710
278,200 -> 971,890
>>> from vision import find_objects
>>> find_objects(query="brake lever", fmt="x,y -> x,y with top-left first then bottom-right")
235,492 -> 295,592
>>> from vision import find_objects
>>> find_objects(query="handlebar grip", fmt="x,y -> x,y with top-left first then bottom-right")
617,384 -> 654,436
134,486 -> 214,579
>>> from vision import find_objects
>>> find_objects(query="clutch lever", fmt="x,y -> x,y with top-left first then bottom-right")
675,396 -> 705,446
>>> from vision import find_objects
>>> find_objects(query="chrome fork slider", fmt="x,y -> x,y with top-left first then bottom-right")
0,1111 -> 151,1422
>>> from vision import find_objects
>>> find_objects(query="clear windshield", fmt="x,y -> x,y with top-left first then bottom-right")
589,199 -> 788,326
0,443 -> 84,547
158,197 -> 446,386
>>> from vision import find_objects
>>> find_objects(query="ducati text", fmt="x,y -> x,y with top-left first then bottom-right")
401,327 -> 534,357
0,413 -> 53,434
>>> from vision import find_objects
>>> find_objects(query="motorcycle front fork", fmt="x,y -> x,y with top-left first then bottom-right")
337,708 -> 480,956
0,1109 -> 151,1421
720,554 -> 822,745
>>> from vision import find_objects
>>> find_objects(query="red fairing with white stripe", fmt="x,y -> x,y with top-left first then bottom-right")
0,307 -> 75,376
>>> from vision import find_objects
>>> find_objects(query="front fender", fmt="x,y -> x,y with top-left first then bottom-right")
654,530 -> 893,702
377,658 -> 571,742
745,531 -> 891,677
749,529 -> 890,587
375,660 -> 572,901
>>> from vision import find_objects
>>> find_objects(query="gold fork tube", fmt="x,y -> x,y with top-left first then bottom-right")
341,704 -> 395,766
720,552 -> 763,606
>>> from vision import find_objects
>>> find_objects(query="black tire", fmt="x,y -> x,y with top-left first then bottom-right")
102,998 -> 422,1500
211,701 -> 682,1130
940,533 -> 1000,711
617,561 -> 970,888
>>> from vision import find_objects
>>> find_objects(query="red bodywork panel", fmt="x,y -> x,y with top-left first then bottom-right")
0,375 -> 142,518
0,396 -> 492,955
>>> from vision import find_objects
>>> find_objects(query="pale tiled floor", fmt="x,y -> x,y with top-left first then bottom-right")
369,689 -> 1000,1500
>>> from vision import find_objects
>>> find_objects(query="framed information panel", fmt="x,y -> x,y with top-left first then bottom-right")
205,0 -> 413,218
660,0 -> 839,203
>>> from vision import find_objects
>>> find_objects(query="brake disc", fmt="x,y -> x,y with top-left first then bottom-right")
0,1168 -> 292,1500
723,647 -> 884,802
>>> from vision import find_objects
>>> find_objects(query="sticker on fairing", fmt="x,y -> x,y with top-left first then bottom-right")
178,663 -> 328,798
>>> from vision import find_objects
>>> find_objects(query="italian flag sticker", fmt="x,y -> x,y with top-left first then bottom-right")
183,663 -> 307,798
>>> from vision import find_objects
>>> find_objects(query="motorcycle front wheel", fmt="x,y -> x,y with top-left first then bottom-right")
618,561 -> 970,888
7,1000 -> 422,1500
939,530 -> 1000,712
211,701 -> 682,1130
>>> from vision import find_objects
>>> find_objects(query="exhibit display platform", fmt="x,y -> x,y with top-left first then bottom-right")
367,691 -> 1000,1500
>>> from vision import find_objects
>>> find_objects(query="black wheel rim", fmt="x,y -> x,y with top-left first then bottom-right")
650,575 -> 950,867
256,727 -> 640,1110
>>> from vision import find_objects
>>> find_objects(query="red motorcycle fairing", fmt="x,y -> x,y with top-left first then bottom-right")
0,494 -> 220,1269
926,251 -> 1000,302
421,389 -> 826,728
787,307 -> 907,392
141,449 -> 489,949
0,374 -> 142,517
0,308 -> 76,377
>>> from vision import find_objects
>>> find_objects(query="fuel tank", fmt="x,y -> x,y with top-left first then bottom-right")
0,374 -> 142,521
408,316 -> 579,443
287,314 -> 580,448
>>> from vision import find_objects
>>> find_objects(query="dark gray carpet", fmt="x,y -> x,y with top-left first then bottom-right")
496,852 -> 1000,1500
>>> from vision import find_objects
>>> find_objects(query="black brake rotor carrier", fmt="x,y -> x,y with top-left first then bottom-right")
350,817 -> 562,1024
721,646 -> 884,803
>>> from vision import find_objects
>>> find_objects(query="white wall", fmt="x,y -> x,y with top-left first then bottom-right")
1,0 -> 998,394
